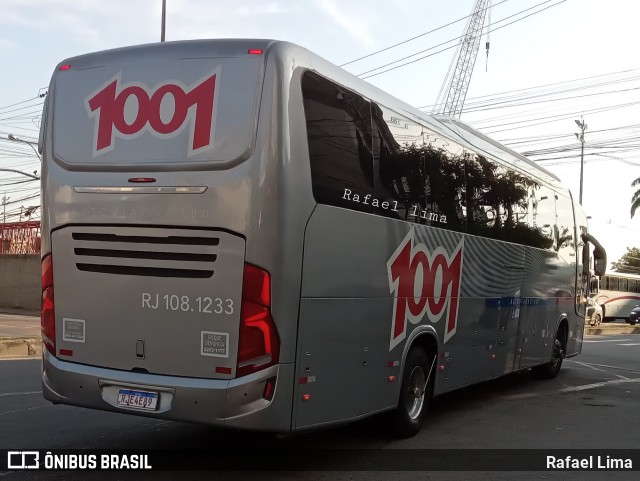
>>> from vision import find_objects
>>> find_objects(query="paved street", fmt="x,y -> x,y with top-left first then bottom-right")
0,334 -> 639,480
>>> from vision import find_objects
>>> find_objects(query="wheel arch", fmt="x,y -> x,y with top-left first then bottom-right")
398,326 -> 439,398
555,315 -> 569,355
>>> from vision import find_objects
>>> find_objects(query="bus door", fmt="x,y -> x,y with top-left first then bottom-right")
495,268 -> 525,377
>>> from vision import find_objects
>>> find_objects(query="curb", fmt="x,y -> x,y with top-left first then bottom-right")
0,337 -> 42,359
584,325 -> 640,336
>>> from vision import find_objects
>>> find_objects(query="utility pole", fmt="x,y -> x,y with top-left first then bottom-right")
161,0 -> 166,42
2,193 -> 9,224
575,117 -> 587,204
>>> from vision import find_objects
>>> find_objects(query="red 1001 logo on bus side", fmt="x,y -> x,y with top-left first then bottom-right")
85,72 -> 218,157
387,228 -> 464,350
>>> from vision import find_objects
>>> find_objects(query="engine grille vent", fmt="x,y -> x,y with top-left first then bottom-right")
69,230 -> 221,279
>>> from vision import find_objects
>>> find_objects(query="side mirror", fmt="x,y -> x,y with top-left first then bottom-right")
594,256 -> 606,277
581,233 -> 607,277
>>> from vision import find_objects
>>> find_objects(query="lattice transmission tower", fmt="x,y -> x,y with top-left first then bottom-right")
433,0 -> 491,117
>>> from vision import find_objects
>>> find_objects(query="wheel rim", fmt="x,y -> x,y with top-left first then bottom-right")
595,314 -> 601,326
405,365 -> 426,420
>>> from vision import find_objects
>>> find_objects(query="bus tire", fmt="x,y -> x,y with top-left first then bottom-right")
532,329 -> 566,379
593,314 -> 602,326
386,348 -> 433,438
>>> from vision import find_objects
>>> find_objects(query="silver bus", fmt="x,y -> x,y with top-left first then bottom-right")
39,39 -> 606,437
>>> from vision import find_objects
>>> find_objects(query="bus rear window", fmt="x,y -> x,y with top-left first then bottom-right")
52,57 -> 262,168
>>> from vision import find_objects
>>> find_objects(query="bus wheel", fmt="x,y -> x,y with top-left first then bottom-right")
532,332 -> 565,379
387,348 -> 433,438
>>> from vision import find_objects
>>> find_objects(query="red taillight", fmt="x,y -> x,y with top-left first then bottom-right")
248,49 -> 263,55
128,177 -> 156,183
59,64 -> 71,71
41,254 -> 56,356
236,264 -> 280,377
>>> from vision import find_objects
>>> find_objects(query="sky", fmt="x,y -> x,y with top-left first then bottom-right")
0,0 -> 639,267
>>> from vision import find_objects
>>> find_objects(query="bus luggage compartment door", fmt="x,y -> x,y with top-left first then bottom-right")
50,226 -> 245,380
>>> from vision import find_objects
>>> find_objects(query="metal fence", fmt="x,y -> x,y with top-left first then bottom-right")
0,221 -> 41,255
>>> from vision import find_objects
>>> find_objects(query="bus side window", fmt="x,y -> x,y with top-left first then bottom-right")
301,71 -> 374,213
371,103 -> 466,231
610,276 -> 619,291
555,193 -> 575,263
465,154 -> 552,249
530,187 -> 556,251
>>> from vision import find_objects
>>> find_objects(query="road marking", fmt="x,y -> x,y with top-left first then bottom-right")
618,343 -> 640,346
0,403 -> 50,418
566,360 -> 640,374
572,361 -> 606,372
558,377 -> 640,393
583,338 -> 632,343
0,391 -> 41,398
500,377 -> 640,400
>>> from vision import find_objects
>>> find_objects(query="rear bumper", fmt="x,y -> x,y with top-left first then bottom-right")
42,351 -> 294,431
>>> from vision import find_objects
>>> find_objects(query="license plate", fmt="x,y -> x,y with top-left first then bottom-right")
117,389 -> 159,411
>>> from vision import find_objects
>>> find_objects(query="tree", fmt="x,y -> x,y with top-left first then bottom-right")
631,178 -> 640,218
611,247 -> 640,273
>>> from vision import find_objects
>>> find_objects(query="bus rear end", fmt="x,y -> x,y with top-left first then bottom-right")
40,40 -> 294,431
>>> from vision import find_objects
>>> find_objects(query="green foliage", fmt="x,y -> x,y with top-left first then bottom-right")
611,247 -> 640,273
631,178 -> 640,218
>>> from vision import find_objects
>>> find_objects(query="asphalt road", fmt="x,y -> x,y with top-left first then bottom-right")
0,335 -> 639,480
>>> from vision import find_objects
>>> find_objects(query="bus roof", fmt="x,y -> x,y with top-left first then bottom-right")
54,38 -> 565,190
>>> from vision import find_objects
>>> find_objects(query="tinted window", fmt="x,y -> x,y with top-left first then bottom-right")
530,186 -> 556,250
372,103 -> 466,231
301,71 -> 373,213
465,154 -> 552,248
555,193 -> 576,263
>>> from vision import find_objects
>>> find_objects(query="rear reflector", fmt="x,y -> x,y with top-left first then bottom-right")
236,264 -> 280,377
215,366 -> 232,375
59,349 -> 73,357
41,255 -> 56,356
263,377 -> 276,400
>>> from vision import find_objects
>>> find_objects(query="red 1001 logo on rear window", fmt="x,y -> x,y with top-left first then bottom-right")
387,227 -> 464,351
85,71 -> 219,157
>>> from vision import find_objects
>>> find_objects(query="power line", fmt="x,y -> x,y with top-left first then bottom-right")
417,68 -> 640,110
0,96 -> 41,113
339,0 -> 511,67
476,100 -> 640,134
359,0 -> 566,80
